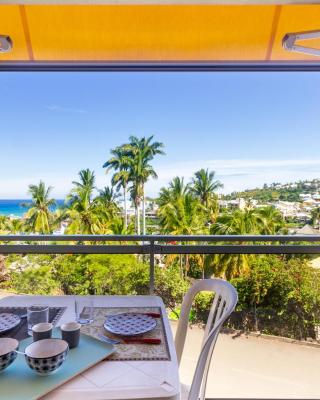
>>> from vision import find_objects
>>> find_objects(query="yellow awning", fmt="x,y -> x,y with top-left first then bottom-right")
1,4 -> 320,63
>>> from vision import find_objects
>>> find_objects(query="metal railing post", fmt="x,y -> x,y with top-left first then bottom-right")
149,240 -> 155,295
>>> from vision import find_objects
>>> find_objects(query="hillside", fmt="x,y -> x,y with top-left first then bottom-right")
223,179 -> 320,202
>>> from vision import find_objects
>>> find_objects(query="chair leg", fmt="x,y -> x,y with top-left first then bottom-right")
199,338 -> 215,400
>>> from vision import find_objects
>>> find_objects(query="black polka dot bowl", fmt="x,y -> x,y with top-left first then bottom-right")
25,338 -> 69,376
0,338 -> 19,373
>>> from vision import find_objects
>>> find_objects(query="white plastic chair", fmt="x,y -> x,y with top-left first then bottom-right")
175,279 -> 238,400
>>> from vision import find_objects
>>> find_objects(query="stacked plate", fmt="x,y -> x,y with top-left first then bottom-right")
0,313 -> 21,334
104,313 -> 156,336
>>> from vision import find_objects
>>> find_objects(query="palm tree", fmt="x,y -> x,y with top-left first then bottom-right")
158,193 -> 206,235
158,191 -> 207,277
126,136 -> 165,235
158,176 -> 205,276
209,206 -> 284,278
209,209 -> 260,279
66,169 -> 102,234
312,207 -> 320,230
51,208 -> 68,233
0,216 -> 9,233
94,186 -> 120,223
255,206 -> 284,234
95,186 -> 120,207
103,147 -> 130,229
190,169 -> 223,223
65,191 -> 103,235
24,181 -> 55,234
190,169 -> 223,207
71,169 -> 95,203
5,218 -> 24,234
128,160 -> 155,235
211,208 -> 260,236
158,177 -> 189,204
109,216 -> 135,235
157,177 -> 190,223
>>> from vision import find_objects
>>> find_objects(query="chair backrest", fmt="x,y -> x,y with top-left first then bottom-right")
175,279 -> 238,400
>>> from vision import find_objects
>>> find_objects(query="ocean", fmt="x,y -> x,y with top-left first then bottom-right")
0,199 -> 65,218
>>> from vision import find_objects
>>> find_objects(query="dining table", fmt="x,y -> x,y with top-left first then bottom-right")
0,294 -> 181,400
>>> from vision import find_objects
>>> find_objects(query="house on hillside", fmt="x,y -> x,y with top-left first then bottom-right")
219,197 -> 247,210
294,224 -> 320,235
275,201 -> 301,218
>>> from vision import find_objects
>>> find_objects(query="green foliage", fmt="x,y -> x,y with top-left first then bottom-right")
191,292 -> 215,324
158,192 -> 207,235
208,208 -> 284,279
1,256 -> 59,295
24,181 -> 56,234
231,255 -> 280,308
190,169 -> 222,219
4,254 -> 187,312
66,169 -> 114,234
230,255 -> 320,339
157,169 -> 223,235
223,179 -> 320,203
232,256 -> 320,311
2,251 -> 320,340
104,135 -> 165,234
1,254 -> 189,312
52,254 -> 149,295
154,266 -> 190,315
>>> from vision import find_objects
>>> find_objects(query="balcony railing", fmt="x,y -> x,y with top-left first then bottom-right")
1,234 -> 320,294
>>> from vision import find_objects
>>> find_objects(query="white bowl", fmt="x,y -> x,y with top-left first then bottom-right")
25,338 -> 69,375
0,338 -> 19,372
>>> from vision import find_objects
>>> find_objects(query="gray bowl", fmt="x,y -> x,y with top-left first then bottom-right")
25,338 -> 69,375
0,338 -> 19,373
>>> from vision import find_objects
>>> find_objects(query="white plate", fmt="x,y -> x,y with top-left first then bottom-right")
104,313 -> 157,336
0,313 -> 21,333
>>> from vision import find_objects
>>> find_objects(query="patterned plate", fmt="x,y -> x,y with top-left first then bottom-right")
104,313 -> 157,336
0,313 -> 21,334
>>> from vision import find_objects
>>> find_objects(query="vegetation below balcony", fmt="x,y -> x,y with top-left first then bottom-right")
1,252 -> 319,341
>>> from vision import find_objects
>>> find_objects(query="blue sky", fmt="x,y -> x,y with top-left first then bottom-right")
0,71 -> 320,199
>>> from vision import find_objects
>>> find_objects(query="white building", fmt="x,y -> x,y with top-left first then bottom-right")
275,201 -> 301,218
219,197 -> 247,210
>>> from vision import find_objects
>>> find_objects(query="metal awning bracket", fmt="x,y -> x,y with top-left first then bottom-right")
283,30 -> 320,57
0,36 -> 13,53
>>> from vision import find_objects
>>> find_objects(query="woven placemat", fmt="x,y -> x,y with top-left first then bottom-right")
80,307 -> 171,361
0,307 -> 66,341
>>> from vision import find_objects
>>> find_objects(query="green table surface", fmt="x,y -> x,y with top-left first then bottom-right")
0,329 -> 115,400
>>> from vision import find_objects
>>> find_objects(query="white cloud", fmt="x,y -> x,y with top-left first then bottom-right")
1,158 -> 319,199
145,158 -> 320,196
153,158 -> 320,179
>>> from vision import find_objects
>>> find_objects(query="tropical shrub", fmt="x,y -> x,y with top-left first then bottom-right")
2,252 -> 320,340
4,265 -> 59,295
154,266 -> 190,316
191,292 -> 215,324
230,255 -> 320,339
51,254 -> 149,295
1,255 -> 189,312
